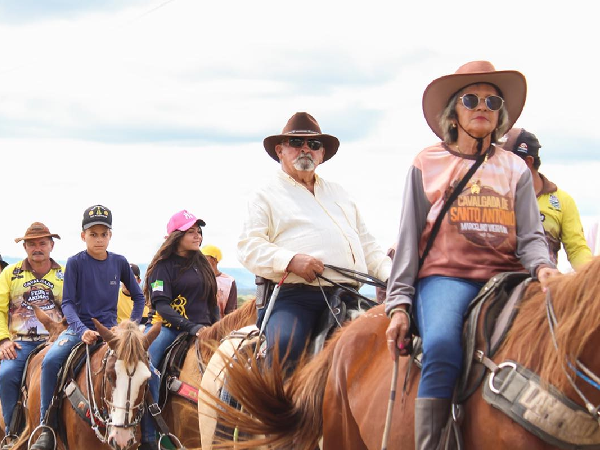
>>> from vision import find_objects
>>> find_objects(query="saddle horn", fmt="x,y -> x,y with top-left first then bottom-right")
92,318 -> 118,350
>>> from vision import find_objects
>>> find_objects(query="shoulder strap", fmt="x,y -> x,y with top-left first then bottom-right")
419,147 -> 491,269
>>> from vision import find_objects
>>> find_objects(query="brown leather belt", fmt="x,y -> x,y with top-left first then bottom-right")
280,283 -> 357,293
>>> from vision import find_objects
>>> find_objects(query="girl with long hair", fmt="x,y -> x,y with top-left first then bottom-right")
139,209 -> 217,450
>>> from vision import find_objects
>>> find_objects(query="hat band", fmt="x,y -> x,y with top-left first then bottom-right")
287,129 -> 320,135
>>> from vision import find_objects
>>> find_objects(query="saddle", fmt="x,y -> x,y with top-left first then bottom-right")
157,331 -> 198,407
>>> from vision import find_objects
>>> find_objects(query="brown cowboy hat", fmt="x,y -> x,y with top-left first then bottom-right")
14,222 -> 61,243
263,112 -> 340,163
422,61 -> 527,140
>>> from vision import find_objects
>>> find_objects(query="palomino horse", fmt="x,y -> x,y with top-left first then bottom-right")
210,258 -> 600,450
12,317 -> 160,450
157,298 -> 257,448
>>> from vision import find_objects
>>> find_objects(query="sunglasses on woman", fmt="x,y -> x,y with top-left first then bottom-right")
284,137 -> 324,151
459,94 -> 504,111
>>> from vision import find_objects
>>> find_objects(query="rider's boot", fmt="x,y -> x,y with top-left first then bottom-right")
414,398 -> 451,450
30,430 -> 54,450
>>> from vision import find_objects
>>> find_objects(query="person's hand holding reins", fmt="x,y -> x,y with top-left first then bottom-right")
386,306 -> 412,360
0,339 -> 21,360
82,329 -> 100,345
286,254 -> 324,283
537,265 -> 561,292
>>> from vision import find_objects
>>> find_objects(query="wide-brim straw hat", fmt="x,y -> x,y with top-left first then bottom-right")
15,222 -> 61,243
422,61 -> 527,140
263,112 -> 340,163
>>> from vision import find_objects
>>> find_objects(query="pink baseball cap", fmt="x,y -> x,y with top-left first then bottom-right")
166,210 -> 206,235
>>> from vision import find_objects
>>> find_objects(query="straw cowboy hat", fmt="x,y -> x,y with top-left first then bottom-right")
422,60 -> 527,140
263,112 -> 340,163
14,222 -> 61,243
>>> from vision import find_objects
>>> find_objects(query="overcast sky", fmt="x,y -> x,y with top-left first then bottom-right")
1,0 -> 598,273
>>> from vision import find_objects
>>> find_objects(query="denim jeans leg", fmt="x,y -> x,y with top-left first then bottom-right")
141,325 -> 178,443
0,340 -> 41,434
39,329 -> 81,422
414,276 -> 483,399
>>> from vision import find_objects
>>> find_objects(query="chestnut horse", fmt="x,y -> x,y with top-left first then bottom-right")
211,258 -> 600,450
12,317 -> 160,450
0,306 -> 67,448
158,298 -> 257,448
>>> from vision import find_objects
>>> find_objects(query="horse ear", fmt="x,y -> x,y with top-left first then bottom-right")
93,318 -> 117,349
32,305 -> 53,331
143,322 -> 162,351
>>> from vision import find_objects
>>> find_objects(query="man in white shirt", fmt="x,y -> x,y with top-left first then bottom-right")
238,112 -> 391,368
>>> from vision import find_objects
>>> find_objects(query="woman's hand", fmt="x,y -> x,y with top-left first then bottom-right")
537,265 -> 561,292
385,307 -> 411,360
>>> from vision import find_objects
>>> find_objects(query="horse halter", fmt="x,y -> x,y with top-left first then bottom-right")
103,350 -> 149,429
546,289 -> 600,422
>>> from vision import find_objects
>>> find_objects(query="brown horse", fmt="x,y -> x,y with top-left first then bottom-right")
158,298 -> 257,448
12,317 -> 161,450
209,258 -> 600,450
0,306 -> 67,448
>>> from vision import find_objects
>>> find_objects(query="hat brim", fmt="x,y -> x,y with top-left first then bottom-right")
15,233 -> 61,243
82,221 -> 112,231
263,133 -> 340,163
422,70 -> 527,140
177,218 -> 206,233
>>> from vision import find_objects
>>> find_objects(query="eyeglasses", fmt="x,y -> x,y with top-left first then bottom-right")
459,94 -> 504,111
284,137 -> 324,151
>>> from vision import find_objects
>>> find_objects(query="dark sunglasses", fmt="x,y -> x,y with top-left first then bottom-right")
459,94 -> 504,111
284,137 -> 324,151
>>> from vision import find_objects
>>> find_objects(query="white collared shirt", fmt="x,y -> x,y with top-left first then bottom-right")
238,170 -> 391,286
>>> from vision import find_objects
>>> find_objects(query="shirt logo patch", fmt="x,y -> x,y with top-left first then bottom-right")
549,194 -> 561,211
151,280 -> 164,292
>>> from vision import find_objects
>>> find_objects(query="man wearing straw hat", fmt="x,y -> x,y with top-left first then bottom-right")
0,223 -> 64,449
238,111 -> 391,369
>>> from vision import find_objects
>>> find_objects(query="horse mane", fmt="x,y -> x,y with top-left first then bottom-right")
197,298 -> 257,362
113,320 -> 146,367
501,256 -> 600,391
209,323 -> 346,449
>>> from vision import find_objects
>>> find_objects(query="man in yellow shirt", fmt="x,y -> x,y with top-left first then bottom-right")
503,128 -> 592,270
0,223 -> 64,448
116,263 -> 149,324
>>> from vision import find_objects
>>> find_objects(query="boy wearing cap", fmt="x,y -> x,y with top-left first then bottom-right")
31,205 -> 146,450
503,129 -> 592,270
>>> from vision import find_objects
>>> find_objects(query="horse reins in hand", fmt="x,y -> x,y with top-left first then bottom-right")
86,344 -> 108,442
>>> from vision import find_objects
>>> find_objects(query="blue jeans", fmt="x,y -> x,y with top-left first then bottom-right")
39,329 -> 81,423
141,325 -> 179,443
257,286 -> 330,370
414,276 -> 483,399
0,340 -> 44,434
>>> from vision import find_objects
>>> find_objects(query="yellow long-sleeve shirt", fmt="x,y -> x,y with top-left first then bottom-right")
537,174 -> 592,270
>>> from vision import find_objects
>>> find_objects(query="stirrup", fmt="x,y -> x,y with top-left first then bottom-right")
0,434 -> 17,450
158,433 -> 184,450
27,424 -> 57,450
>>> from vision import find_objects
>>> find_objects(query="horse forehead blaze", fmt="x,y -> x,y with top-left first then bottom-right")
110,359 -> 151,424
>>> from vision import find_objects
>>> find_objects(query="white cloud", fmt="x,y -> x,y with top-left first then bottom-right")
1,0 -> 599,274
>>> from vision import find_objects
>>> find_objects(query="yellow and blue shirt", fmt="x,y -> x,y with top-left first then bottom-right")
537,174 -> 592,270
0,259 -> 64,340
